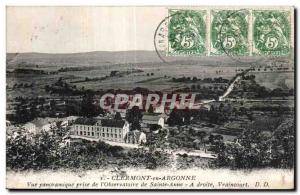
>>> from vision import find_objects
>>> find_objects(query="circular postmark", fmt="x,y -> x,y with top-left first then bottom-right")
154,9 -> 291,74
154,10 -> 207,65
216,9 -> 267,66
154,9 -> 282,67
153,15 -> 170,65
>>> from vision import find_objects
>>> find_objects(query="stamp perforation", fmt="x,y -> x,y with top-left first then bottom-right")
164,7 -> 293,57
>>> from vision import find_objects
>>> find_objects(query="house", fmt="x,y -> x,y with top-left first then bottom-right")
6,120 -> 19,134
142,113 -> 165,128
71,118 -> 130,143
6,110 -> 16,121
23,117 -> 58,134
23,122 -> 36,133
60,135 -> 82,147
6,120 -> 12,127
24,119 -> 51,134
60,116 -> 79,127
124,130 -> 147,144
154,105 -> 164,114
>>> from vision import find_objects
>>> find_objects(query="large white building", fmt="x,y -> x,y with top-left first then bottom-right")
71,118 -> 130,143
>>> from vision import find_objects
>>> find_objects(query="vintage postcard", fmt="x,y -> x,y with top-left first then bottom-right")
6,6 -> 295,190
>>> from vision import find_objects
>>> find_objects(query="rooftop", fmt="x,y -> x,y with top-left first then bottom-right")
101,119 -> 125,128
74,118 -> 97,125
28,117 -> 60,128
142,113 -> 163,123
74,118 -> 125,128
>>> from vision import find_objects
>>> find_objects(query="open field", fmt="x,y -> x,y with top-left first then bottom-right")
6,51 -> 294,99
254,72 -> 294,89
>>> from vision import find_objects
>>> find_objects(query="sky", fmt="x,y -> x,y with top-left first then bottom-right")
6,6 -> 294,53
6,7 -> 166,53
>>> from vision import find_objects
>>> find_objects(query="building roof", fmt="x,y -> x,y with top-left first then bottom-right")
27,117 -> 64,128
26,119 -> 49,128
66,116 -> 79,121
74,118 -> 125,128
101,119 -> 125,128
74,118 -> 97,125
142,113 -> 163,124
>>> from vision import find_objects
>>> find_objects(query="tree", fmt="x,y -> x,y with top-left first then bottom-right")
192,77 -> 198,82
148,105 -> 154,113
167,110 -> 183,126
15,106 -> 32,123
6,127 -> 60,170
197,131 -> 207,147
212,118 -> 294,169
270,119 -> 294,168
81,92 -> 98,117
29,104 -> 37,119
219,103 -> 224,111
114,112 -> 122,120
191,85 -> 196,90
126,106 -> 143,130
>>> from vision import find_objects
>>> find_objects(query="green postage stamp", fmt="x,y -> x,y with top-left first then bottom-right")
168,9 -> 207,55
210,10 -> 249,56
167,8 -> 292,56
252,10 -> 291,56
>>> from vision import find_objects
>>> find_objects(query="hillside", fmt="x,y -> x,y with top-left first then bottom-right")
7,51 -> 161,67
6,50 -> 293,70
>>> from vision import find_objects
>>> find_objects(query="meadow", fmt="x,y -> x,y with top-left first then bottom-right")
6,51 -> 294,99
